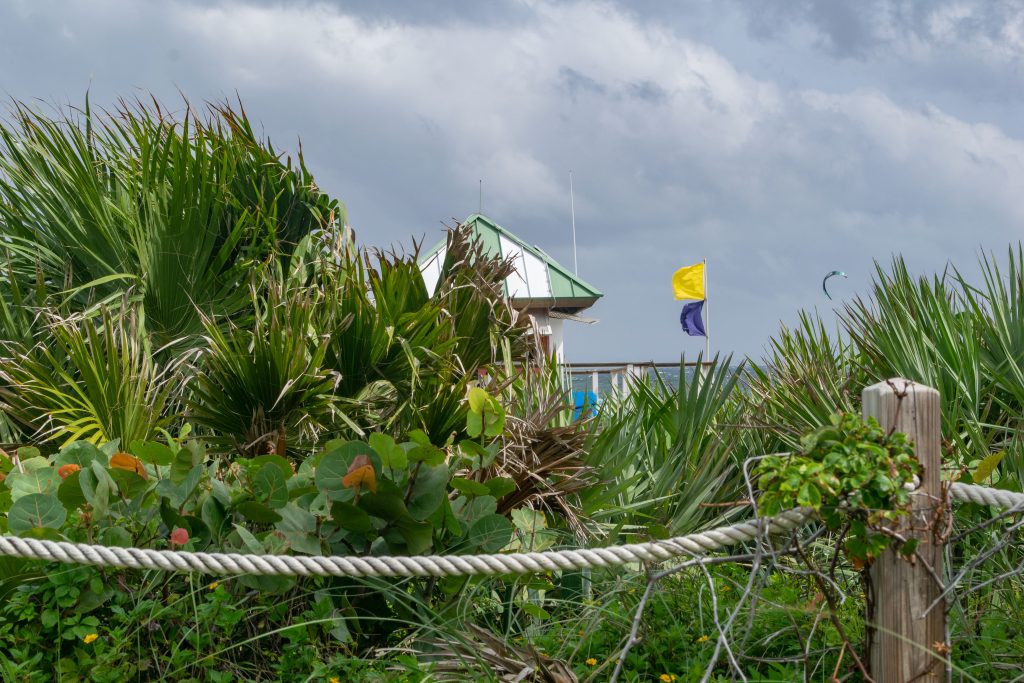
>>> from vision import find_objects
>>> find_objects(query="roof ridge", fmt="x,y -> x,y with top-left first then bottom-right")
465,214 -> 602,297
418,213 -> 603,305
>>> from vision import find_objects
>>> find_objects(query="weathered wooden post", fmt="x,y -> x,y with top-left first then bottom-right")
862,378 -> 947,681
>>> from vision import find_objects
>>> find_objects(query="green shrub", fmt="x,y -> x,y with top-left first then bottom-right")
756,412 -> 920,566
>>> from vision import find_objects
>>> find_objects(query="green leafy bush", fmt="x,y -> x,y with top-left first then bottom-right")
0,386 -> 544,679
755,412 -> 920,565
0,385 -> 519,558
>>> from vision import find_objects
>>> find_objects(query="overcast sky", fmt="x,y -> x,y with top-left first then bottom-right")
2,0 -> 1023,362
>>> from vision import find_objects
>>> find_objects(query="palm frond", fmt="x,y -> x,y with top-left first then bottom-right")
0,303 -> 184,446
581,355 -> 747,537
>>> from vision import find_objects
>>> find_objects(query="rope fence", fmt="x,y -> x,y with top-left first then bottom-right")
0,481 -> 1018,578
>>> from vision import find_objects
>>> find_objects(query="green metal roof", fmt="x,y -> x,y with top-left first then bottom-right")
420,213 -> 603,310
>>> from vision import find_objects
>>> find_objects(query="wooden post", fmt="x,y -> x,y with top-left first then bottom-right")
591,370 -> 599,398
862,379 -> 947,681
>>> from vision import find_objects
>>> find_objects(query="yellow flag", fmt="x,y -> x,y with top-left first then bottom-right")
672,262 -> 705,300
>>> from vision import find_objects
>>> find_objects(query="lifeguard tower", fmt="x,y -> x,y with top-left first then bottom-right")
419,213 -> 602,362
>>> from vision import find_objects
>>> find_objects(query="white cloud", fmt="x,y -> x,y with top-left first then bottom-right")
171,0 -> 788,209
801,88 -> 1024,226
2,0 -> 1024,359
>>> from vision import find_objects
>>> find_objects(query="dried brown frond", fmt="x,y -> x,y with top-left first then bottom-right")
399,624 -> 578,683
488,397 -> 597,543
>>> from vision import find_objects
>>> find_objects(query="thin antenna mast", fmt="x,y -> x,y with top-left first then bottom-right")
569,170 -> 579,276
479,179 -> 483,213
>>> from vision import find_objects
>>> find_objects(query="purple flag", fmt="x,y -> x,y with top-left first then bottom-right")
680,300 -> 706,337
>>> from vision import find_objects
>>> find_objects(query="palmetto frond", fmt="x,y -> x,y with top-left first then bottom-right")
581,356 -> 748,538
187,276 -> 341,456
0,303 -> 185,446
0,96 -> 339,349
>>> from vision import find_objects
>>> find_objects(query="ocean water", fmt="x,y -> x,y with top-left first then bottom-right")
566,364 -> 754,400
568,365 -> 689,396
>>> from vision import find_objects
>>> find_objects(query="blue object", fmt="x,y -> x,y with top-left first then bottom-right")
573,391 -> 598,420
680,300 -> 706,337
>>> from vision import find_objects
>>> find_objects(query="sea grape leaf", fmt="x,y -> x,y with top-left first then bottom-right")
407,445 -> 445,467
485,477 -> 516,499
18,456 -> 49,472
358,492 -> 408,523
466,388 -> 505,438
171,441 -> 205,485
232,524 -> 265,554
407,464 -> 448,520
468,514 -> 513,553
451,477 -> 490,497
201,495 -> 227,541
8,494 -> 66,535
57,472 -> 87,512
396,518 -> 433,555
109,453 -> 148,479
52,442 -> 104,469
7,468 -> 60,502
453,495 -> 497,527
342,455 -> 377,494
253,463 -> 289,509
107,469 -> 148,500
317,442 -> 381,500
251,455 -> 294,480
369,433 -> 408,471
236,501 -> 283,524
331,501 -> 374,534
129,440 -> 175,467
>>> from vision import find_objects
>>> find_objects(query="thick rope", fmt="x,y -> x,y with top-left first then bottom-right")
0,508 -> 811,577
949,481 -> 1024,509
0,483 -> 1017,577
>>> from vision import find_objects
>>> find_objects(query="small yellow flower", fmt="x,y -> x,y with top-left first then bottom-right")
660,675 -> 677,683
208,581 -> 219,590
83,633 -> 99,644
697,634 -> 710,643
721,584 -> 731,592
577,630 -> 584,637
329,678 -> 341,683
585,658 -> 597,666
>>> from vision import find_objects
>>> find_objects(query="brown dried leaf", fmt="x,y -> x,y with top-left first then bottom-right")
109,452 -> 148,480
342,455 -> 377,493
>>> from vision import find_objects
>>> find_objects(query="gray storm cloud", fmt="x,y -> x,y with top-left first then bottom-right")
1,0 -> 1022,361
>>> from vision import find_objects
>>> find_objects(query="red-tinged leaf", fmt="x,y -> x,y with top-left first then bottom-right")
169,527 -> 189,546
342,454 -> 377,493
109,453 -> 148,480
58,464 -> 81,480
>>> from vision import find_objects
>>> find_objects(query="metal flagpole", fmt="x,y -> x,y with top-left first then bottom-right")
703,258 -> 710,360
569,170 -> 579,276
